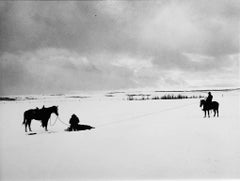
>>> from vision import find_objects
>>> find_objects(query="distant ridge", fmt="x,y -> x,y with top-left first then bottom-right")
155,88 -> 240,93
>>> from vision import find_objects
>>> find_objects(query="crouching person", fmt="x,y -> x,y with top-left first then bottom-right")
65,114 -> 95,132
69,114 -> 80,131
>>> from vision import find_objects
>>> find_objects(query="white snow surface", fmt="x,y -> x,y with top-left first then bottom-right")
0,90 -> 240,180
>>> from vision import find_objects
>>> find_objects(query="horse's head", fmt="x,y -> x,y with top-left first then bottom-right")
52,106 -> 59,116
200,99 -> 205,107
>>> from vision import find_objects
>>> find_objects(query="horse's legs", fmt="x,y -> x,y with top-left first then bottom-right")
43,120 -> 48,131
25,119 -> 30,132
40,119 -> 48,131
25,122 -> 28,132
213,110 -> 216,117
204,110 -> 206,118
207,110 -> 210,118
28,121 -> 32,132
28,124 -> 32,132
26,119 -> 32,132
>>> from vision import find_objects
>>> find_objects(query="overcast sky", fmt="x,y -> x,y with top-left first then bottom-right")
0,0 -> 239,95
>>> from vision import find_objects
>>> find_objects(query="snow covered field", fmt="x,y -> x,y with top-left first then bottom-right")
0,90 -> 240,180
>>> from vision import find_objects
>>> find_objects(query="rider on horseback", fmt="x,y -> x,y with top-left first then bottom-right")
206,92 -> 213,103
205,92 -> 213,110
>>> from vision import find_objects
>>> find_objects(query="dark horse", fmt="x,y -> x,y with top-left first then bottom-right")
200,99 -> 219,118
23,106 -> 59,132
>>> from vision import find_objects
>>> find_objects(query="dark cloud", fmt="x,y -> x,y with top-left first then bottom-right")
0,1 -> 239,95
0,49 -> 142,95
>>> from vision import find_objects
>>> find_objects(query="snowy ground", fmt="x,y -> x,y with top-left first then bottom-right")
0,90 -> 240,180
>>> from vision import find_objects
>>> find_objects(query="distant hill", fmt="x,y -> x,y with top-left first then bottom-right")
155,88 -> 240,93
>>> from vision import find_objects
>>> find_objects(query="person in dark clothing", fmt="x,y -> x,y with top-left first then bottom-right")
205,92 -> 213,110
206,92 -> 213,103
69,114 -> 80,131
65,114 -> 95,132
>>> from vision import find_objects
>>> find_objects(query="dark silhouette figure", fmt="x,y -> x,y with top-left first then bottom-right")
69,114 -> 80,131
200,99 -> 219,118
204,92 -> 213,111
23,106 -> 59,132
206,92 -> 213,104
66,114 -> 94,132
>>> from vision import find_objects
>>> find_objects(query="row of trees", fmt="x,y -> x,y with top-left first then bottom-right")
127,94 -> 204,101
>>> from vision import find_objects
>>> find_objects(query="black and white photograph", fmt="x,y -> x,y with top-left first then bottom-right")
0,0 -> 240,180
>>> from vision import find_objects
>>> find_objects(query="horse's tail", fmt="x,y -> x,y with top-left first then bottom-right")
22,112 -> 26,125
